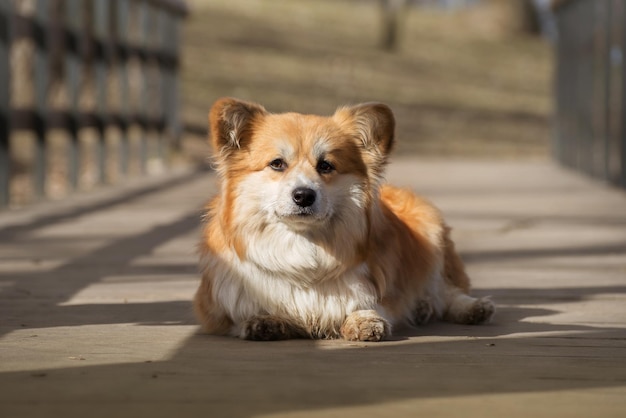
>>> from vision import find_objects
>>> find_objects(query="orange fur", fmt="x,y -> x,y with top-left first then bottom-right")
194,98 -> 495,341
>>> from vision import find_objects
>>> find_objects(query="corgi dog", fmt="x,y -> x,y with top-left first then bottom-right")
194,98 -> 495,341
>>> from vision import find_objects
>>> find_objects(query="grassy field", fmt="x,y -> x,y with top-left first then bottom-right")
181,0 -> 553,159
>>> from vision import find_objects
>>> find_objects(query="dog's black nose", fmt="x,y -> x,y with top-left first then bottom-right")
292,187 -> 316,207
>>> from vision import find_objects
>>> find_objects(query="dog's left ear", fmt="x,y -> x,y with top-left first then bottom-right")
334,102 -> 395,157
209,97 -> 267,154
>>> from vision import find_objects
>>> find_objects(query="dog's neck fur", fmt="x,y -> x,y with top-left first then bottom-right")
227,202 -> 370,288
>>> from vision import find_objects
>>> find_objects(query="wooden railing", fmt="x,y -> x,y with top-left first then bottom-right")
0,0 -> 188,208
552,0 -> 626,188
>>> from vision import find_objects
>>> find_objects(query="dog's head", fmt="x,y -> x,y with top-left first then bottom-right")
208,97 -> 395,232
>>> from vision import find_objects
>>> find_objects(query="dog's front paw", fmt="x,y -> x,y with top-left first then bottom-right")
340,310 -> 391,342
241,315 -> 300,341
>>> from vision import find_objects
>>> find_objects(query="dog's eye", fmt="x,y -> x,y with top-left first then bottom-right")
317,160 -> 335,174
269,158 -> 287,171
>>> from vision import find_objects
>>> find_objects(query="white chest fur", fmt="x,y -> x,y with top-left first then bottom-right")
243,222 -> 354,285
202,228 -> 378,337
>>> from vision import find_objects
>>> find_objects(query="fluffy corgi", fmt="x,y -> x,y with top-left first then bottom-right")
194,97 -> 495,341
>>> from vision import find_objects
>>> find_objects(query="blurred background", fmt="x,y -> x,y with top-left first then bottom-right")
6,0 -> 624,208
181,0 -> 553,162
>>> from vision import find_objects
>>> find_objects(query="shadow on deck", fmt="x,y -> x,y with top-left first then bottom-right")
0,159 -> 625,417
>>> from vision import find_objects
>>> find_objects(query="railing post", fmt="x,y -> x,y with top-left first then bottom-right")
34,0 -> 50,200
157,6 -> 172,161
65,0 -> 82,190
1,0 -> 188,209
164,6 -> 181,153
117,0 -> 131,177
554,0 -> 626,189
0,2 -> 12,207
155,5 -> 167,167
139,0 -> 152,174
621,0 -> 626,188
599,0 -> 611,181
94,0 -> 109,184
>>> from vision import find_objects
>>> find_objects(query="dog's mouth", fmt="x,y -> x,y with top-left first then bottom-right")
277,208 -> 328,225
287,209 -> 316,220
295,207 -> 315,216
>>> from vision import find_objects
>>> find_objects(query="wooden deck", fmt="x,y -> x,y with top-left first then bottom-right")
0,158 -> 625,417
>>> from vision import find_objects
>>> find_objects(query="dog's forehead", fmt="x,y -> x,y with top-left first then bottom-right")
256,113 -> 345,157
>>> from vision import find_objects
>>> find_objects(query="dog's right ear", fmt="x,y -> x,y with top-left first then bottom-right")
209,97 -> 267,153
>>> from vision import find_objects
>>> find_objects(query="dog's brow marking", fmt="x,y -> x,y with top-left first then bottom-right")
312,140 -> 329,160
277,141 -> 295,161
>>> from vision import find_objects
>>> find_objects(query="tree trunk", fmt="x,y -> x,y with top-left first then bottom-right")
380,0 -> 406,51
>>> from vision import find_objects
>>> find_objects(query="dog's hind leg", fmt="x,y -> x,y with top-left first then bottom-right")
440,225 -> 495,325
194,278 -> 234,335
443,286 -> 495,325
413,299 -> 435,325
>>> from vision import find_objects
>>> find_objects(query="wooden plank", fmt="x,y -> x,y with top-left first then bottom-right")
1,159 -> 626,417
0,2 -> 12,207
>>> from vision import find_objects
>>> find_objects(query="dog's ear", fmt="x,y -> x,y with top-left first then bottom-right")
334,103 -> 395,182
209,97 -> 267,153
334,102 -> 395,156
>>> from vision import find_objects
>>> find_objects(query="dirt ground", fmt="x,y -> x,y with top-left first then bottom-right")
181,0 -> 553,159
